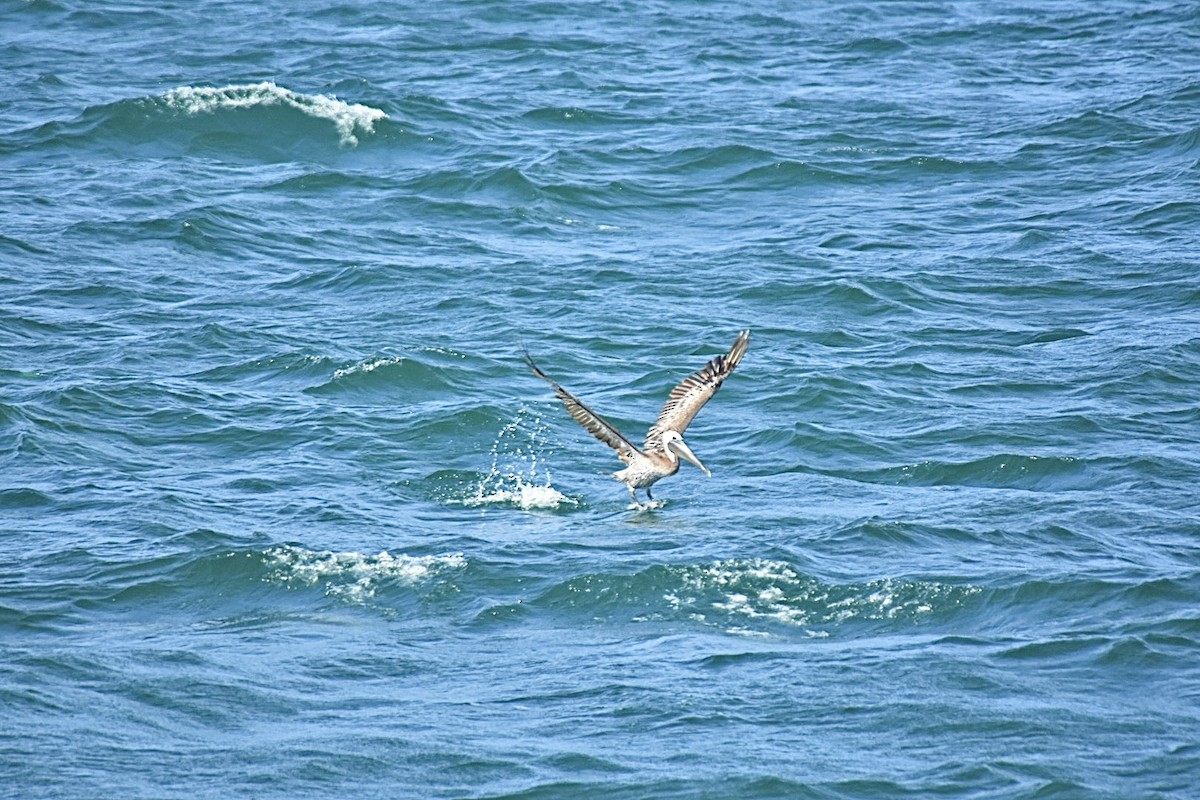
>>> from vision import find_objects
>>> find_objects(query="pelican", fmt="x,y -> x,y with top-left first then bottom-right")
524,330 -> 749,507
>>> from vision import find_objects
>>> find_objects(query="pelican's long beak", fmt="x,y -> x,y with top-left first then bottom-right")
669,437 -> 712,477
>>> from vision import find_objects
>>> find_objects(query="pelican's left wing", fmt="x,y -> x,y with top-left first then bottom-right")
524,352 -> 643,463
644,330 -> 749,452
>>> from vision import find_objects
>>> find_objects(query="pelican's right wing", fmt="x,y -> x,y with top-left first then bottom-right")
524,352 -> 643,463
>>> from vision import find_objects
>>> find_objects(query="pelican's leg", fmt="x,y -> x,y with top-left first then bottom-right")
646,487 -> 654,502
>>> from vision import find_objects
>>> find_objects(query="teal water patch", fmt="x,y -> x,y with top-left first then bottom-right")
11,82 -> 394,162
846,453 -> 1094,491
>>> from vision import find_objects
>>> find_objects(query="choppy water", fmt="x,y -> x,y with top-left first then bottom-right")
3,1 -> 1199,797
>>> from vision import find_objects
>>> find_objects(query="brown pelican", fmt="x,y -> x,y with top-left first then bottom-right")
524,330 -> 749,507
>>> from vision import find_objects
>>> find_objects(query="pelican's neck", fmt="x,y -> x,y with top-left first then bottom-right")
659,433 -> 677,461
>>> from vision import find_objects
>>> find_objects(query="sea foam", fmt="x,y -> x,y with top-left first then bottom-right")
162,82 -> 387,146
332,356 -> 403,379
664,558 -> 980,636
264,546 -> 465,603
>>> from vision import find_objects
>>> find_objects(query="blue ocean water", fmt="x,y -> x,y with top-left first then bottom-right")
2,1 -> 1199,797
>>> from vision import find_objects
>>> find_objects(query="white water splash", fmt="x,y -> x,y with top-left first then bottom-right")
161,81 -> 387,146
264,546 -> 465,603
464,408 -> 576,510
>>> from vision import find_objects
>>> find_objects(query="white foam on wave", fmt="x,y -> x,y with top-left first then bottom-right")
333,356 -> 403,379
161,81 -> 387,146
462,408 -> 577,511
333,348 -> 466,379
665,558 -> 978,636
264,545 -> 465,603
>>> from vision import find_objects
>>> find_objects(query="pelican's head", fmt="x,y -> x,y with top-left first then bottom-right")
661,430 -> 711,477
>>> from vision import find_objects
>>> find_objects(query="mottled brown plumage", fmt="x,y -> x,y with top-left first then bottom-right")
644,330 -> 749,453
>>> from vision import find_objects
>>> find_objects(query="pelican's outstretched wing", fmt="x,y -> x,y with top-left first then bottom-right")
524,352 -> 643,464
644,330 -> 749,453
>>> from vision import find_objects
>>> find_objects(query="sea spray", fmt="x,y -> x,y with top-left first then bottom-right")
466,408 -> 576,510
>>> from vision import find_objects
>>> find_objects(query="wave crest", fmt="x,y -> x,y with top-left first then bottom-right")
162,81 -> 387,146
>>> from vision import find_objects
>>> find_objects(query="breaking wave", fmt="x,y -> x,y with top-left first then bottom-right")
161,82 -> 387,146
17,81 -> 389,155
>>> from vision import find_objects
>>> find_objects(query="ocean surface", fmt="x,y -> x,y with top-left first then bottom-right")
2,1 -> 1199,797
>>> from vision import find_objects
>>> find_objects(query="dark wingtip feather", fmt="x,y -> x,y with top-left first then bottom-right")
522,348 -> 552,383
